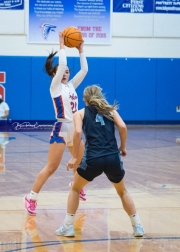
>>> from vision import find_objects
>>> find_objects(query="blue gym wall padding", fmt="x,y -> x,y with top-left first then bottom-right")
0,56 -> 179,122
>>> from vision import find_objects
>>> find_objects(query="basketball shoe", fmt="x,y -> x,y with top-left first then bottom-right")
133,224 -> 144,237
55,223 -> 75,237
24,196 -> 37,215
69,182 -> 86,201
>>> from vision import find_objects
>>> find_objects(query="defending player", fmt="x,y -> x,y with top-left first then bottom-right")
55,85 -> 144,238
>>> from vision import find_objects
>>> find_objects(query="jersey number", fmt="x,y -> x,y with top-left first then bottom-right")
70,102 -> 77,113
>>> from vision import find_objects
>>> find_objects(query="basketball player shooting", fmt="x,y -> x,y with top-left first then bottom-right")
24,32 -> 88,216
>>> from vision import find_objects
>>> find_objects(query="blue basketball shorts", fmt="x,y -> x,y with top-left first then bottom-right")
49,121 -> 74,146
77,153 -> 125,183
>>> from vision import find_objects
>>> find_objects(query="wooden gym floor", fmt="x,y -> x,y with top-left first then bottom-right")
0,125 -> 180,252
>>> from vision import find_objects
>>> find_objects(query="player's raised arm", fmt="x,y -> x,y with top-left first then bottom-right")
71,42 -> 88,89
50,32 -> 67,94
67,109 -> 84,170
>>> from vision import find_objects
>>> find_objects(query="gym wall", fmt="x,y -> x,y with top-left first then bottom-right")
0,0 -> 180,123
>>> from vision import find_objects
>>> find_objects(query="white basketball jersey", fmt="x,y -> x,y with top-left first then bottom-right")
50,49 -> 88,122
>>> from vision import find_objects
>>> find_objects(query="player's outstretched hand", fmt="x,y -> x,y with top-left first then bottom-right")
119,147 -> 127,157
67,157 -> 78,171
76,41 -> 84,53
59,32 -> 64,48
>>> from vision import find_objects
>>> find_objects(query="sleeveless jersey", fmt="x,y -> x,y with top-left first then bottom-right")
83,106 -> 119,160
50,49 -> 88,122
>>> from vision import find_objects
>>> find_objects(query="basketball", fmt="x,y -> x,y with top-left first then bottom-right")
62,26 -> 83,48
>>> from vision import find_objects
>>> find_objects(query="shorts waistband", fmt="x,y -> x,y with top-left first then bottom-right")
56,119 -> 73,123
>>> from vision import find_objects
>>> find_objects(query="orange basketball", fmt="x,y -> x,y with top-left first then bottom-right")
62,26 -> 83,48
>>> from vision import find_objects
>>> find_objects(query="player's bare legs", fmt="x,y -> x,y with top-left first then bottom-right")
112,178 -> 144,237
55,172 -> 89,237
67,172 -> 89,213
112,178 -> 136,215
32,142 -> 66,192
68,140 -> 86,201
24,142 -> 66,215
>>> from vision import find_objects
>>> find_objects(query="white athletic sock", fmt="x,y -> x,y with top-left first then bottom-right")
28,190 -> 38,201
129,213 -> 142,226
64,213 -> 75,226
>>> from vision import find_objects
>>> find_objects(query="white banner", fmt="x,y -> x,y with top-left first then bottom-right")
27,0 -> 112,45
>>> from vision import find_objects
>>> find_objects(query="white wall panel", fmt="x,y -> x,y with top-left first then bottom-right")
111,37 -> 180,58
1,35 -> 180,58
112,13 -> 153,37
154,14 -> 180,38
0,10 -> 25,34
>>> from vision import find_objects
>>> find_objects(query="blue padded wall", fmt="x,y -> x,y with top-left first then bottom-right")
31,56 -> 53,120
156,59 -> 180,120
75,57 -> 116,110
0,56 -> 180,122
0,56 -> 31,120
115,58 -> 157,121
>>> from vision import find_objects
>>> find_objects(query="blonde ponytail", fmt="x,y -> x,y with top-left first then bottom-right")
83,85 -> 118,120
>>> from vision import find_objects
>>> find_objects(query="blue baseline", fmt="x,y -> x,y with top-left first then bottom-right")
2,236 -> 180,252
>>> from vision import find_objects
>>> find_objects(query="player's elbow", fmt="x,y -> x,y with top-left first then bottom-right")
119,123 -> 127,133
74,129 -> 82,137
82,68 -> 88,75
